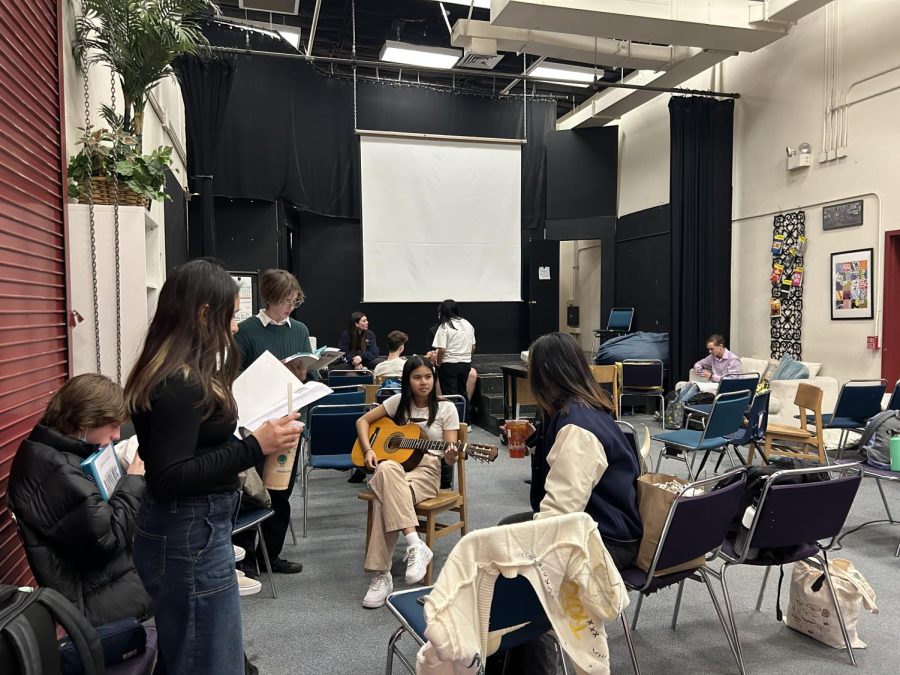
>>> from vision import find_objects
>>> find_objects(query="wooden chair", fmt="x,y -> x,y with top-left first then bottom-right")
758,383 -> 826,464
358,424 -> 469,584
363,383 -> 380,405
590,364 -> 619,417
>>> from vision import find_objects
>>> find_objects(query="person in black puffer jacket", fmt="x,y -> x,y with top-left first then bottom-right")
8,373 -> 150,627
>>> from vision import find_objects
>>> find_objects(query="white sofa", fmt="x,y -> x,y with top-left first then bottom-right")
683,356 -> 844,448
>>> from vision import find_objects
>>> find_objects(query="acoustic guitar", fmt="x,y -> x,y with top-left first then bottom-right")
351,418 -> 498,471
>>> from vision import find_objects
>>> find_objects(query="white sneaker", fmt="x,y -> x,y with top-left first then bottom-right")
404,540 -> 433,585
233,544 -> 246,563
362,572 -> 394,609
236,570 -> 261,596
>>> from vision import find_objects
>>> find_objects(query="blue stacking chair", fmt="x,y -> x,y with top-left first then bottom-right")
710,463 -> 863,672
442,393 -> 466,423
619,359 -> 666,418
806,379 -> 886,452
233,502 -> 277,597
887,379 -> 900,411
312,389 -> 366,409
592,307 -> 635,354
653,390 -> 752,479
623,469 -> 747,674
328,369 -> 375,388
698,390 -> 771,475
301,402 -> 373,537
684,373 -> 759,427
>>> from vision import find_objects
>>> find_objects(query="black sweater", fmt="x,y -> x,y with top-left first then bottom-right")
131,373 -> 263,502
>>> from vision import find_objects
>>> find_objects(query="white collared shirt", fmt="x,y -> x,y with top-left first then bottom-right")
257,309 -> 291,328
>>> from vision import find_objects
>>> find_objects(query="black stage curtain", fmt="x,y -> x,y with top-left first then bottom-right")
198,22 -> 554,228
669,97 -> 734,382
175,54 -> 236,256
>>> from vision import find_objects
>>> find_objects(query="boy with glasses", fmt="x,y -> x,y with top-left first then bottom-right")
234,269 -> 313,576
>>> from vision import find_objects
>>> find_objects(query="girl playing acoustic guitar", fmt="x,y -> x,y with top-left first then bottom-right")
355,355 -> 459,608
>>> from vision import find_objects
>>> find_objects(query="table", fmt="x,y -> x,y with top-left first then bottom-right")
499,363 -> 533,420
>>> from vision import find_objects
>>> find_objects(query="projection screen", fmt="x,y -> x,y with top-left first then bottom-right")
360,134 -> 522,303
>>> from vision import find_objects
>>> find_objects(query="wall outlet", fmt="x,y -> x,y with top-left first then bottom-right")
818,152 -> 829,163
836,147 -> 848,158
827,149 -> 837,160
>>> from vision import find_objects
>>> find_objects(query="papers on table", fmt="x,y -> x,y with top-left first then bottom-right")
232,350 -> 333,437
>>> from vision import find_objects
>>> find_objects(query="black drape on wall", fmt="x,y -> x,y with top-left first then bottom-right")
198,22 -> 554,228
174,54 -> 236,257
669,97 -> 734,381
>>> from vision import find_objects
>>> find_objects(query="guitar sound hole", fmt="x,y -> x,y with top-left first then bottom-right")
385,434 -> 403,453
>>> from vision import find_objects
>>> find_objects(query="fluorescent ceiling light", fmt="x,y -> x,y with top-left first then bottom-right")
380,41 -> 461,69
277,30 -> 301,50
528,62 -> 599,88
431,0 -> 491,8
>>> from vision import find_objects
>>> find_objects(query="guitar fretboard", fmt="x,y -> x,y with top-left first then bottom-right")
396,438 -> 451,454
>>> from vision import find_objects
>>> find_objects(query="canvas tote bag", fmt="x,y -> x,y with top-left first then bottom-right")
785,558 -> 878,648
635,473 -> 706,576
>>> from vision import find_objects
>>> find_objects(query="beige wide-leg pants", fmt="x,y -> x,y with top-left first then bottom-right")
364,456 -> 441,572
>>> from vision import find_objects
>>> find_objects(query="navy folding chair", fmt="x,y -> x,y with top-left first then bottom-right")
328,370 -> 375,388
385,576 -> 582,675
887,380 -> 900,411
312,390 -> 366,409
653,390 -> 752,479
718,390 -> 771,471
684,373 -> 759,426
623,468 -> 747,673
836,458 -> 900,557
301,402 -> 374,536
619,359 -> 665,418
442,394 -> 466,423
808,379 -> 886,452
711,463 -> 863,671
233,503 -> 277,597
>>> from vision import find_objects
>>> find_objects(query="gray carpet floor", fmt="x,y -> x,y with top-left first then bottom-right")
240,415 -> 899,674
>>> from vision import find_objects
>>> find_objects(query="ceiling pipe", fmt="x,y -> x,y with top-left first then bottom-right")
207,42 -> 741,99
306,0 -> 323,56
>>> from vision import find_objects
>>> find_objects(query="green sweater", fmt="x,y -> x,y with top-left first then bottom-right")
235,316 -> 312,374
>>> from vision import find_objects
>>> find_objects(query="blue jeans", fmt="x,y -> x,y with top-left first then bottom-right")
134,491 -> 243,675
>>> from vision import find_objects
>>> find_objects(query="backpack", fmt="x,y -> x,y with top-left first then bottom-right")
663,392 -> 684,430
0,585 -> 104,675
857,410 -> 900,466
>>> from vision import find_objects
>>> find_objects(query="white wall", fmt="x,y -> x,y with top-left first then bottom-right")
614,1 -> 900,383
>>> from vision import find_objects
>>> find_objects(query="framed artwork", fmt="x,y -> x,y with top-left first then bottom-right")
823,200 -> 864,230
230,271 -> 259,323
831,249 -> 873,320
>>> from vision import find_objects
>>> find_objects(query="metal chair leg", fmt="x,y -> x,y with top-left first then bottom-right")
819,555 -> 857,666
718,564 -> 744,670
385,626 -> 407,675
876,478 -> 896,523
620,612 -> 642,675
302,466 -> 310,538
256,523 -> 277,598
755,566 -> 771,612
547,632 -> 571,675
671,580 -> 686,629
699,567 -> 744,675
631,592 -> 644,630
654,450 -> 664,472
289,520 -> 297,546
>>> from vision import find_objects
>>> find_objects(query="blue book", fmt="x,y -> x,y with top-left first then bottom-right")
81,444 -> 123,501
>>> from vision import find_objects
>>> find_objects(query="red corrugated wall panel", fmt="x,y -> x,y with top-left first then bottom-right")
0,0 -> 68,587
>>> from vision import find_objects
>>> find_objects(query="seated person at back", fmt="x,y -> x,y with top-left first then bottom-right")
692,333 -> 742,383
373,330 -> 408,380
338,311 -> 384,370
8,374 -> 150,627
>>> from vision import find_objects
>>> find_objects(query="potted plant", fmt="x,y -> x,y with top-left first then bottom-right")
73,0 -> 219,149
67,126 -> 173,207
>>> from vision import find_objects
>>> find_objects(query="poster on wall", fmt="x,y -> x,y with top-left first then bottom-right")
231,272 -> 258,323
831,249 -> 873,320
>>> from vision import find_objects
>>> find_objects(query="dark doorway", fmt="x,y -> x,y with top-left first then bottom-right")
882,230 -> 900,383
526,238 -> 560,343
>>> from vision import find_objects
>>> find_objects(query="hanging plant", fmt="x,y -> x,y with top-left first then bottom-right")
73,0 -> 220,149
67,124 -> 173,206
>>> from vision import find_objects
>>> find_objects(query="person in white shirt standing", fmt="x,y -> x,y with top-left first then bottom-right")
431,299 -> 475,413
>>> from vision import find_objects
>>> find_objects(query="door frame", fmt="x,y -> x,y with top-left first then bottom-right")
882,229 -> 900,383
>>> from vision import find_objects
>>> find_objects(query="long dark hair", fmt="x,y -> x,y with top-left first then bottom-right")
528,332 -> 614,418
125,259 -> 240,419
392,355 -> 439,427
348,310 -> 367,353
437,299 -> 463,330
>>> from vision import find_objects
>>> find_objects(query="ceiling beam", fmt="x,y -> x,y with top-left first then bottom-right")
491,0 -> 791,53
451,18 -> 692,71
306,0 -> 323,55
556,49 -> 734,129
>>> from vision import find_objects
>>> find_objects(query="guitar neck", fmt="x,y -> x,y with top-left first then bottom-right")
397,438 -> 451,454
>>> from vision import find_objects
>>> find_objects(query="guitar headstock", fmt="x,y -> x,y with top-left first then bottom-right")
462,443 -> 498,463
